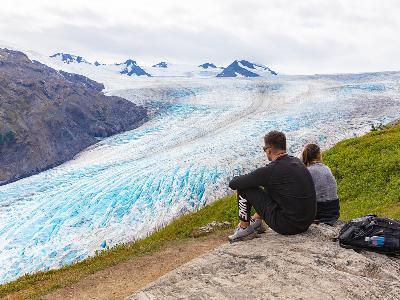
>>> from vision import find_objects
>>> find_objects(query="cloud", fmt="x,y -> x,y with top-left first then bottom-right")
0,0 -> 399,74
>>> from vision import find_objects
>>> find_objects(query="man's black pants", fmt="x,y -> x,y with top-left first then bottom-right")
237,187 -> 305,235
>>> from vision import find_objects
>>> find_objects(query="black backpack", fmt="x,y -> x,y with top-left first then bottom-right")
338,214 -> 400,256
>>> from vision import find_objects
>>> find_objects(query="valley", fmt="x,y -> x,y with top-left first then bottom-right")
1,59 -> 400,283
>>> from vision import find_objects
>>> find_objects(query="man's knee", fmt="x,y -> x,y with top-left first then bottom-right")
237,187 -> 263,200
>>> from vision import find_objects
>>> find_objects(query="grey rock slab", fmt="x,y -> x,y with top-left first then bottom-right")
128,224 -> 400,300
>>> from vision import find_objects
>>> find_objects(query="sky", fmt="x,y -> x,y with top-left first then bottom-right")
0,0 -> 399,74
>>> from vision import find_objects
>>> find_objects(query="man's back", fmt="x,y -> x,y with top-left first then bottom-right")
265,155 -> 316,231
229,155 -> 316,234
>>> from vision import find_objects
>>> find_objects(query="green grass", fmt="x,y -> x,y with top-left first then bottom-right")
1,122 -> 399,299
323,123 -> 400,220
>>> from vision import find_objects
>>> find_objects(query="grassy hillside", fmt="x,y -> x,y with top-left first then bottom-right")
324,122 -> 400,220
1,122 -> 399,299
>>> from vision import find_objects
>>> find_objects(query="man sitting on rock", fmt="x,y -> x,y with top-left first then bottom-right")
228,131 -> 316,242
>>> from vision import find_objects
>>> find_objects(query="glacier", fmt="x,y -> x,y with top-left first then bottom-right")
1,73 -> 400,284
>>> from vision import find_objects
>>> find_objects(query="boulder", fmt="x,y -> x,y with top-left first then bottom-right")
130,224 -> 400,299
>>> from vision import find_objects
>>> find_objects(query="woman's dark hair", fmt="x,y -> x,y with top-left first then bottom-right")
264,131 -> 286,151
302,143 -> 321,166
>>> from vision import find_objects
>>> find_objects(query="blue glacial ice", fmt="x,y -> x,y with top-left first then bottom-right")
1,75 -> 400,283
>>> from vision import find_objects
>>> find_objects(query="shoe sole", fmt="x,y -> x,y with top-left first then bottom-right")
228,232 -> 258,243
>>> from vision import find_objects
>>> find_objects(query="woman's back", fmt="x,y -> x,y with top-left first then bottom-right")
307,162 -> 338,202
302,143 -> 340,225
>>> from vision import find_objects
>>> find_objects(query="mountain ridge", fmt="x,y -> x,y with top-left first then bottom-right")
216,60 -> 277,77
50,53 -> 90,64
49,53 -> 277,78
0,48 -> 148,185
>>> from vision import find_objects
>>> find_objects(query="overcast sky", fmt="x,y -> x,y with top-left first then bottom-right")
1,0 -> 399,74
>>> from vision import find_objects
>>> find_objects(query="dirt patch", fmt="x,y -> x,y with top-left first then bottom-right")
42,230 -> 230,300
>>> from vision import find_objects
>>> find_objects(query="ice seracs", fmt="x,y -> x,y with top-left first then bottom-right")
216,60 -> 277,77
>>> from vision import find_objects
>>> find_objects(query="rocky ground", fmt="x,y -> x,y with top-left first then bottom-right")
130,224 -> 400,300
0,48 -> 147,184
35,231 -> 230,300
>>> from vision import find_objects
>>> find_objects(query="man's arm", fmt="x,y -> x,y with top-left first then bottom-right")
229,165 -> 273,190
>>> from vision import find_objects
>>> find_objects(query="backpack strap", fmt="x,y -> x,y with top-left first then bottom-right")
374,219 -> 400,230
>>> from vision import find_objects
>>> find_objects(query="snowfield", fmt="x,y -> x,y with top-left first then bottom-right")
0,51 -> 400,283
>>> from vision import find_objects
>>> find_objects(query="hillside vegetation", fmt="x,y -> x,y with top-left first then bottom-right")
324,122 -> 400,219
1,122 -> 399,299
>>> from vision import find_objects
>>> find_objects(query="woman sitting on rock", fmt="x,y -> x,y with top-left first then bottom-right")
302,144 -> 340,225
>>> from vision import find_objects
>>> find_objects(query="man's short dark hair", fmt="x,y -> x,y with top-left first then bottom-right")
264,131 -> 286,151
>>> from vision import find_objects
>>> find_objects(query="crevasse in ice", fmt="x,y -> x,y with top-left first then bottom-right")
1,75 -> 400,283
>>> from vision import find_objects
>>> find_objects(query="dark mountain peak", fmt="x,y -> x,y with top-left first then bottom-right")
237,60 -> 256,69
50,53 -> 90,64
117,59 -> 151,77
152,61 -> 168,68
125,59 -> 137,66
198,63 -> 217,69
217,60 -> 277,77
238,60 -> 277,75
115,59 -> 137,66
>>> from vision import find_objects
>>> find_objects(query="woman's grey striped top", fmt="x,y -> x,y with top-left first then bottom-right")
307,162 -> 338,202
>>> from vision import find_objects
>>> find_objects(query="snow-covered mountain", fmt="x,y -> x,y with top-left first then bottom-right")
50,53 -> 90,64
216,60 -> 277,77
47,54 -> 224,78
46,53 -> 152,81
144,62 -> 223,77
47,53 -> 278,79
116,59 -> 151,77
